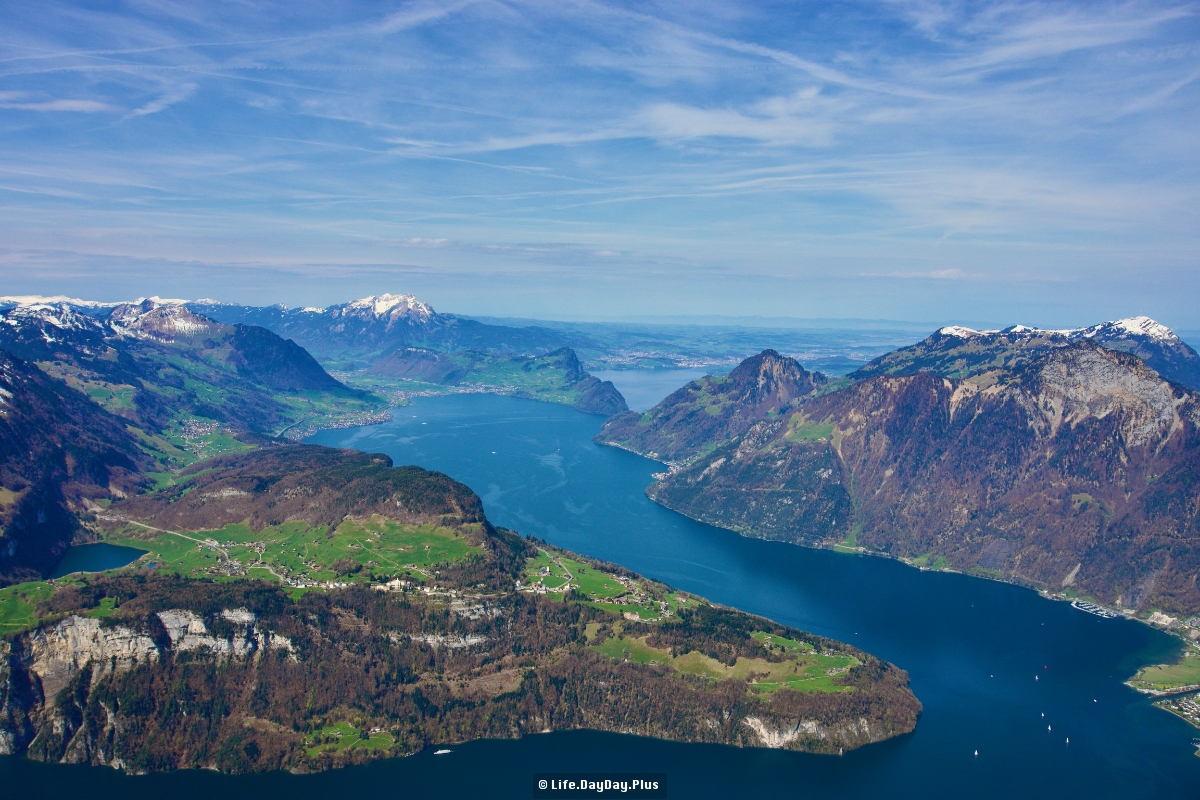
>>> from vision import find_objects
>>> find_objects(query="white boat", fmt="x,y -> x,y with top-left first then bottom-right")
434,749 -> 452,755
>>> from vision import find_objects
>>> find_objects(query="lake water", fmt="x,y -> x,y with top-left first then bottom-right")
7,393 -> 1200,798
49,542 -> 146,579
591,369 -> 711,411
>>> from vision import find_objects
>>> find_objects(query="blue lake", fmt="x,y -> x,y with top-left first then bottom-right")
49,542 -> 146,579
6,393 -> 1199,799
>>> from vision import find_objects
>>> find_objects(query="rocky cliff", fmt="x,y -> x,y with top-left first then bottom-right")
0,607 -> 293,765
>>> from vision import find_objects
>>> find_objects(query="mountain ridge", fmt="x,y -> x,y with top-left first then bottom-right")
853,315 -> 1200,391
189,294 -> 578,368
604,337 -> 1200,618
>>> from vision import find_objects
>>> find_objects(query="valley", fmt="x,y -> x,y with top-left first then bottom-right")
4,296 -> 1200,796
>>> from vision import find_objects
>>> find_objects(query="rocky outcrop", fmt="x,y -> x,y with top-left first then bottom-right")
0,609 -> 295,764
742,715 -> 890,750
571,375 -> 627,416
156,608 -> 294,660
29,616 -> 159,701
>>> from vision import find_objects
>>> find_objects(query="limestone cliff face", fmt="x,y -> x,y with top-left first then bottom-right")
0,609 -> 293,765
28,616 -> 159,703
741,715 -> 885,750
156,608 -> 294,660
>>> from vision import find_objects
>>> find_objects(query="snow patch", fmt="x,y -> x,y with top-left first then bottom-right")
936,316 -> 1181,346
1079,316 -> 1179,343
937,325 -> 981,338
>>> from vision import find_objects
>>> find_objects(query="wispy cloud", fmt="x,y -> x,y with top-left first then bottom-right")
128,83 -> 196,117
0,93 -> 116,112
0,0 -> 1196,323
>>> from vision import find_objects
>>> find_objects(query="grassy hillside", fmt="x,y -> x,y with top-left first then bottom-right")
0,447 -> 920,773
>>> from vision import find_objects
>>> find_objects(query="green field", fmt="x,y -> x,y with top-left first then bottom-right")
834,523 -> 860,552
0,581 -> 55,633
786,414 -> 835,442
911,552 -> 948,570
523,548 -> 697,621
524,550 -> 628,598
304,721 -> 394,757
594,630 -> 858,694
108,516 -> 480,586
1130,646 -> 1200,692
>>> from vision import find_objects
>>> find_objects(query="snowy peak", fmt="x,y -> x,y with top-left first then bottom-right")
3,302 -> 104,333
334,293 -> 435,322
934,316 -> 1179,344
0,303 -> 109,357
108,299 -> 215,342
1077,316 -> 1180,344
936,325 -> 982,338
858,315 -> 1200,391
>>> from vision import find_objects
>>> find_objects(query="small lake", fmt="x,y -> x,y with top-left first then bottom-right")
8,393 -> 1200,799
49,542 -> 146,579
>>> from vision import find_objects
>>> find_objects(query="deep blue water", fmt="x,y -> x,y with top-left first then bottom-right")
6,393 -> 1199,798
49,542 -> 145,578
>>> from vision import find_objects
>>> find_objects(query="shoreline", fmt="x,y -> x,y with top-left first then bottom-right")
595,437 -> 1199,649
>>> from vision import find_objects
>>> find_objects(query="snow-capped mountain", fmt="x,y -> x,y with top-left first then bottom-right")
0,297 -> 344,396
856,316 -> 1200,390
0,302 -> 109,359
933,316 -> 1183,346
329,293 -> 435,326
190,292 -> 572,364
108,298 -> 216,342
2,292 -> 573,369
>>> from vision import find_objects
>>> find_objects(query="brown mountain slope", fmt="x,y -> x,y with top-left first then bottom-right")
597,349 -> 825,461
0,350 -> 151,584
649,342 -> 1200,616
107,444 -> 487,540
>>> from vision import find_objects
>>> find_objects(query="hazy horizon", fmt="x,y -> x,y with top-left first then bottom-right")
2,2 -> 1198,327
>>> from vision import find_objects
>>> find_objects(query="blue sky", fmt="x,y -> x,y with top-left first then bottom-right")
1,1 -> 1198,327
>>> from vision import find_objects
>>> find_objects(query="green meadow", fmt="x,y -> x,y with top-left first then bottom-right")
1130,645 -> 1200,692
594,629 -> 858,694
0,581 -> 56,634
523,548 -> 697,621
107,516 -> 480,585
304,721 -> 394,758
